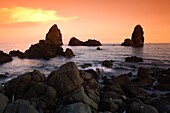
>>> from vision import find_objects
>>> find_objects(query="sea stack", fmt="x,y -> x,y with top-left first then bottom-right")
46,24 -> 63,46
132,25 -> 144,47
121,24 -> 144,47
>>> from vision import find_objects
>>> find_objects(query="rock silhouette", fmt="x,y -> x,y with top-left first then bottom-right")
69,37 -> 102,46
0,51 -> 13,64
121,25 -> 144,47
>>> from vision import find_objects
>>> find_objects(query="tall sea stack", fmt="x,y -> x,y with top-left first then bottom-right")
131,25 -> 144,47
46,24 -> 63,46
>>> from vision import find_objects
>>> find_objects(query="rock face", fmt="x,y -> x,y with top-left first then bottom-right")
132,25 -> 144,47
45,24 -> 63,45
68,37 -> 102,46
0,50 -> 13,64
121,24 -> 144,47
10,24 -> 75,59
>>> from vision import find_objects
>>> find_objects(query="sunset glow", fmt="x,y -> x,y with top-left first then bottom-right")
0,7 -> 78,23
0,0 -> 170,44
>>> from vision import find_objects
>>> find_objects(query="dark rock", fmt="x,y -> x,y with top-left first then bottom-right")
68,37 -> 84,46
102,60 -> 113,68
59,102 -> 92,113
122,84 -> 147,99
121,38 -> 133,46
157,75 -> 170,84
85,69 -> 100,82
0,74 -> 8,79
22,40 -> 64,59
68,37 -> 102,46
153,84 -> 170,91
125,56 -> 143,62
129,102 -> 158,113
137,67 -> 151,79
101,91 -> 122,100
79,70 -> 92,80
112,74 -> 131,86
0,50 -> 13,64
64,48 -> 75,57
3,99 -> 39,113
0,93 -> 9,113
45,24 -> 63,45
83,39 -> 102,46
9,50 -> 24,57
97,47 -> 102,50
47,62 -> 84,96
132,25 -> 144,47
99,99 -> 119,112
5,70 -> 46,99
149,97 -> 170,113
80,63 -> 92,68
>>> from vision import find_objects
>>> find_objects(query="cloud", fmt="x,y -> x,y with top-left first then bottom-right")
0,7 -> 78,23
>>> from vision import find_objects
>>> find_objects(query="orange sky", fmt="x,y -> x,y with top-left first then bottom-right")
0,0 -> 170,44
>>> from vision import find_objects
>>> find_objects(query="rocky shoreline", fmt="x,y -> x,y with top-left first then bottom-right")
0,61 -> 170,113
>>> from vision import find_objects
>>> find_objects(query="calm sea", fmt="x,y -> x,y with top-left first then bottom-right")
0,43 -> 170,83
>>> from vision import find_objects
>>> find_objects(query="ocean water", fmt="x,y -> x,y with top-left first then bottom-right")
0,43 -> 170,84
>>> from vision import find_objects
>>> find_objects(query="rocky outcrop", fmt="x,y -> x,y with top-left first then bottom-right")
45,24 -> 63,45
68,37 -> 102,46
83,39 -> 102,46
68,37 -> 84,46
0,50 -> 13,64
132,25 -> 144,47
121,38 -> 133,46
102,60 -> 113,68
121,24 -> 144,47
10,24 -> 74,59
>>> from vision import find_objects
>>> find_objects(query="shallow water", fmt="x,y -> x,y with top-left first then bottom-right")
0,43 -> 170,84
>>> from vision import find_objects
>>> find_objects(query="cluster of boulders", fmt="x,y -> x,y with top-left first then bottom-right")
1,62 -> 170,113
68,37 -> 102,46
121,25 -> 144,47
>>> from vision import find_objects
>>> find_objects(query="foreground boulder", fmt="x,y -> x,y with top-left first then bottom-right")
0,93 -> 9,113
68,37 -> 102,46
0,50 -> 13,64
121,24 -> 144,47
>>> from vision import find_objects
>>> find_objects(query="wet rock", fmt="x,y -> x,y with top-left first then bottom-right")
121,38 -> 133,46
101,91 -> 122,100
0,93 -> 9,113
68,37 -> 84,46
129,102 -> 158,113
132,25 -> 144,47
79,70 -> 92,80
45,24 -> 63,45
157,75 -> 170,84
5,70 -> 46,99
137,67 -> 151,79
80,63 -> 92,68
9,50 -> 24,57
125,56 -> 143,62
102,60 -> 113,68
59,102 -> 92,113
0,50 -> 13,64
0,74 -> 8,79
97,47 -> 102,50
64,48 -> 75,57
122,84 -> 147,99
4,99 -> 39,113
47,62 -> 84,96
112,74 -> 131,86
